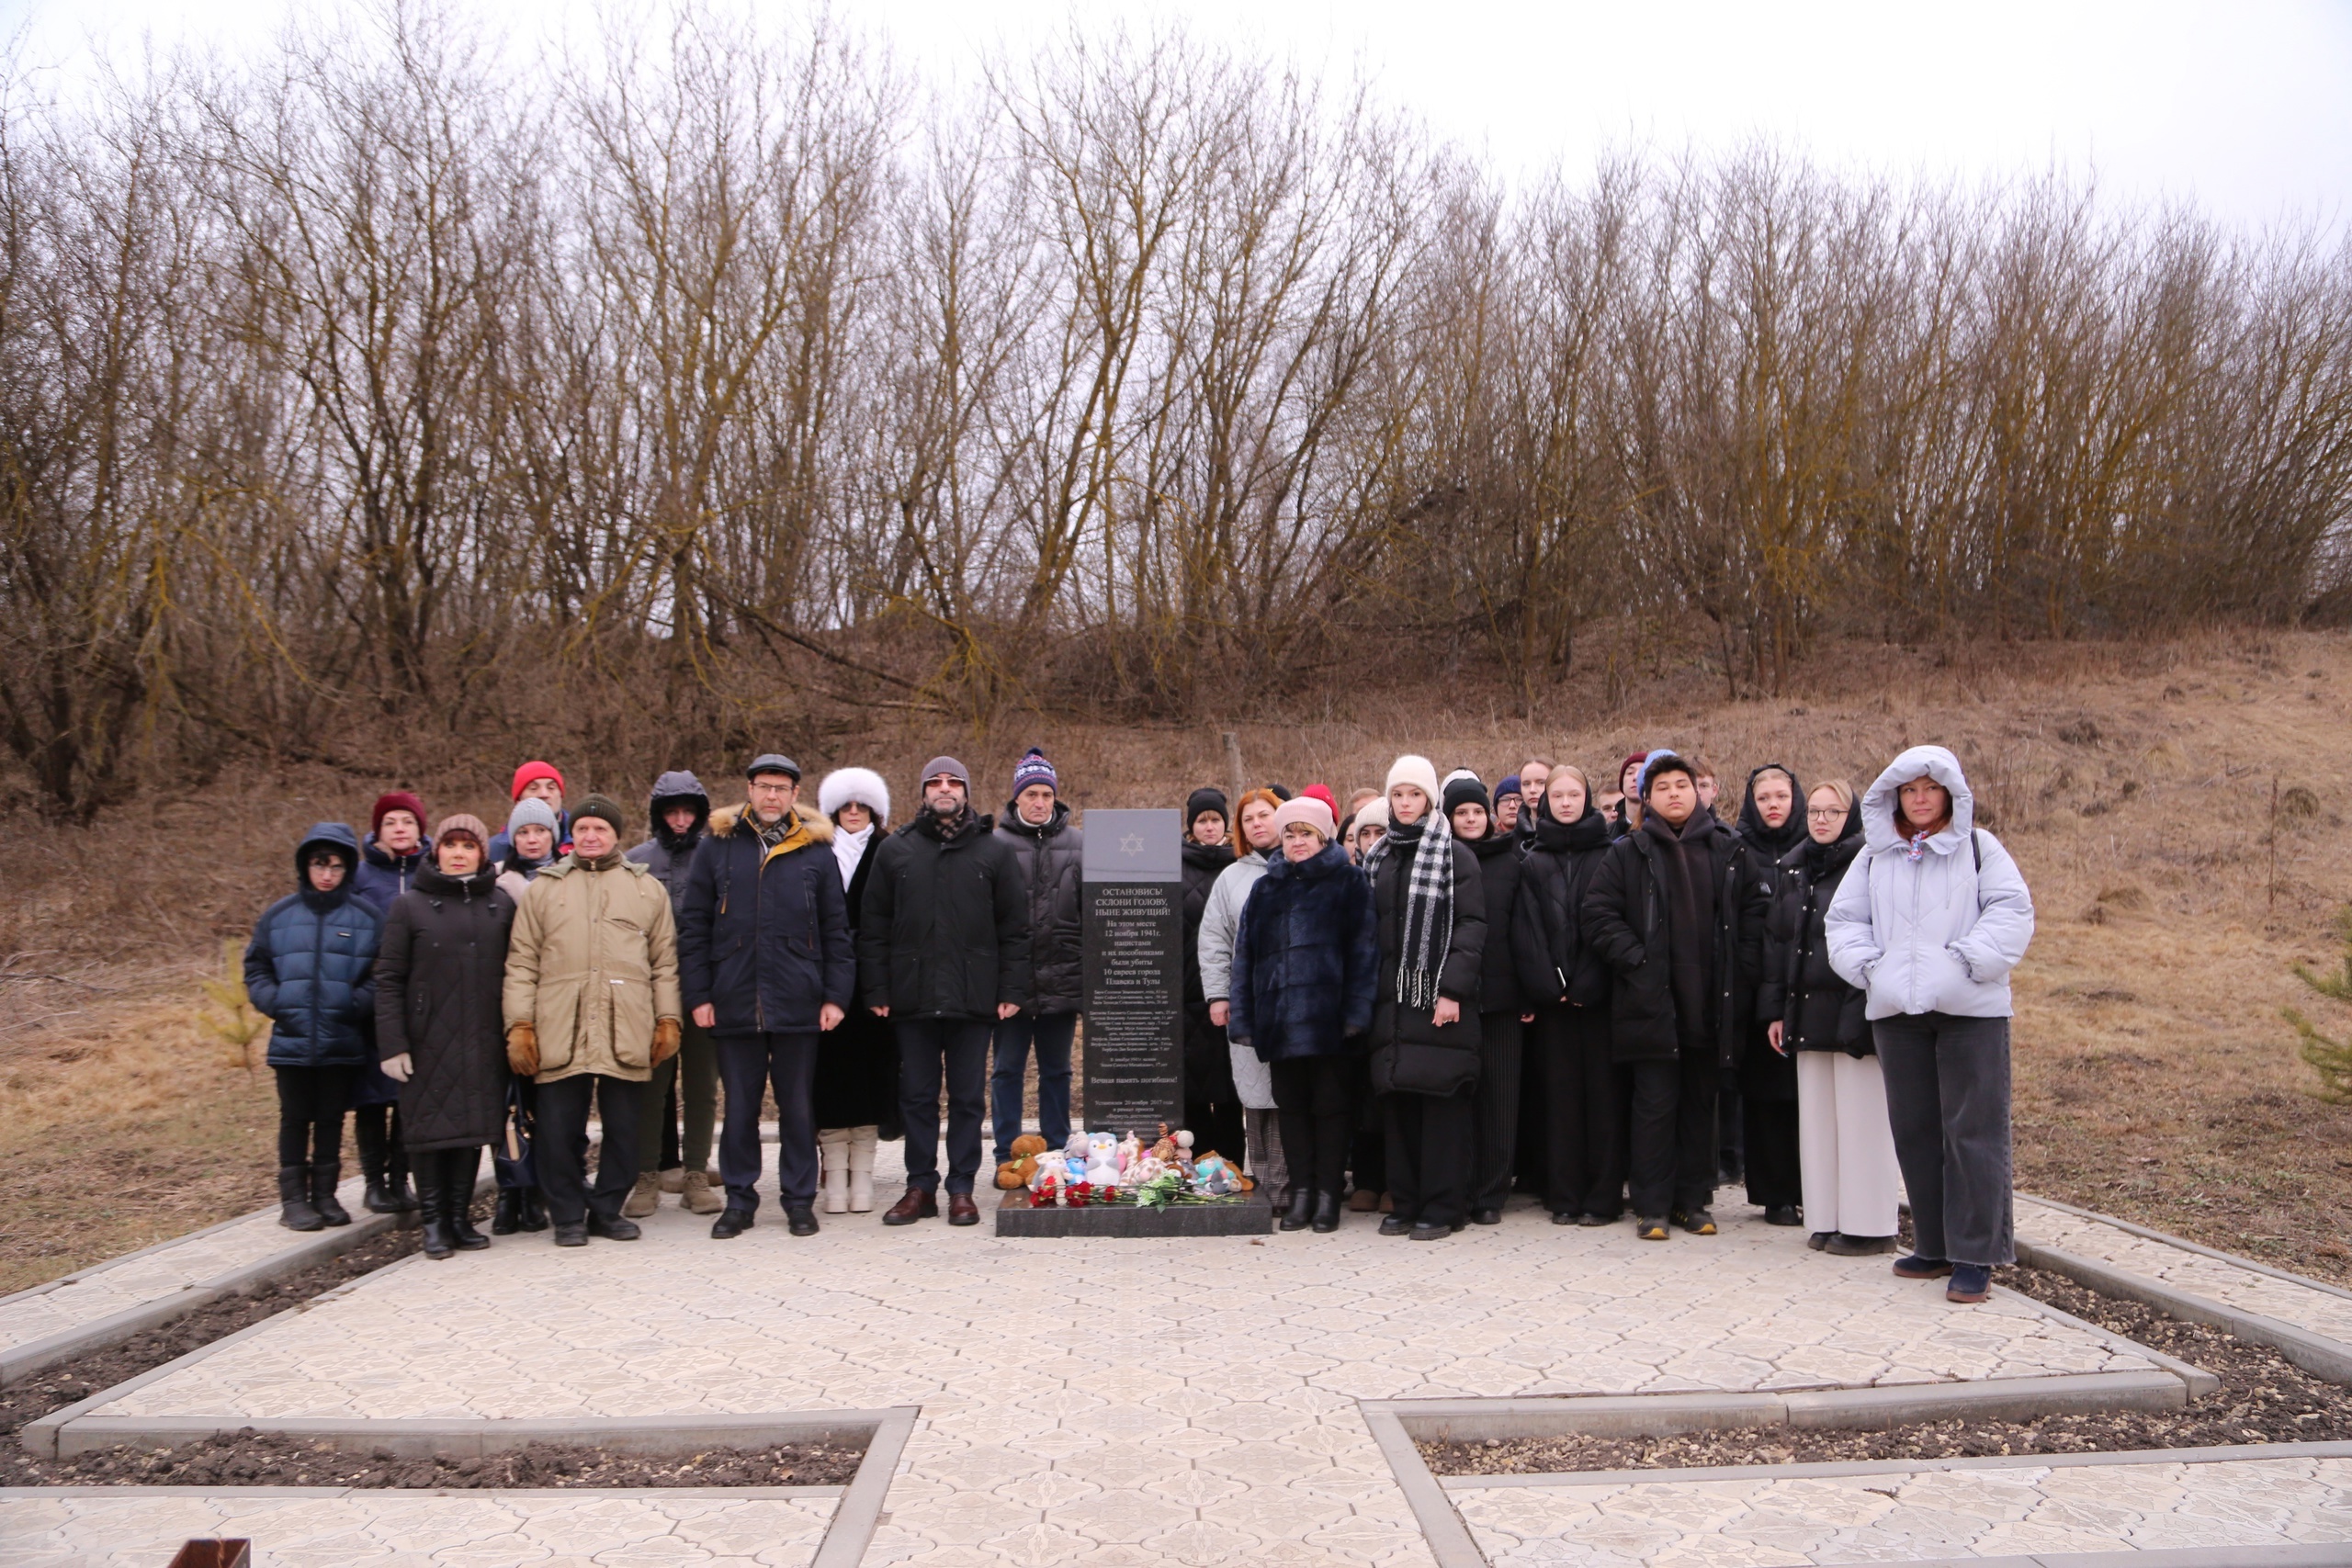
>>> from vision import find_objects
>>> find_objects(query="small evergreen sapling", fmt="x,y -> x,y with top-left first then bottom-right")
2288,908 -> 2352,1103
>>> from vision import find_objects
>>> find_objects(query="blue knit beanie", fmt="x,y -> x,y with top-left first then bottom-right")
1012,747 -> 1057,797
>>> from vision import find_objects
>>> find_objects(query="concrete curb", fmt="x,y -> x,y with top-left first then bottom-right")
1437,1437 -> 2352,1490
20,1257 -> 424,1459
813,1406 -> 917,1568
1808,1548 -> 2352,1568
2020,1238 -> 2352,1386
2022,1191 -> 2352,1303
0,1482 -> 847,1500
1357,1402 -> 1485,1568
42,1411 -> 897,1461
1990,1282 -> 2222,1398
0,1177 -> 492,1390
1367,1370 -> 2184,1446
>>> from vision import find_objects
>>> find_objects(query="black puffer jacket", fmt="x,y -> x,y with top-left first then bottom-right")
1757,820 -> 1871,1057
1581,813 -> 1768,1066
1367,828 -> 1487,1096
1463,829 -> 1525,1017
858,808 -> 1033,1020
994,801 -> 1084,1014
375,865 -> 515,1150
1511,797 -> 1614,1009
624,770 -> 711,928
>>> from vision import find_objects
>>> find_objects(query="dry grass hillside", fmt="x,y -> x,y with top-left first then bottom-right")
4,627 -> 2349,1294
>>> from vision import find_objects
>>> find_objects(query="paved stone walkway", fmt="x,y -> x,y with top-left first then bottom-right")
0,1489 -> 835,1566
1453,1450 -> 2352,1564
0,1177 -> 373,1373
2018,1194 -> 2352,1347
2,1138 -> 2176,1566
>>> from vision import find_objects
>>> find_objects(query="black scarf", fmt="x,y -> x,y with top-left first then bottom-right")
417,864 -> 498,901
1644,809 -> 1720,1046
1532,791 -> 1611,854
917,801 -> 981,842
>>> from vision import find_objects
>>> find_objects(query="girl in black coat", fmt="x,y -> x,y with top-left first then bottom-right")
1732,764 -> 1809,1223
376,814 -> 516,1259
1446,774 -> 1527,1226
1759,779 -> 1899,1254
1363,756 -> 1487,1241
1510,766 -> 1623,1224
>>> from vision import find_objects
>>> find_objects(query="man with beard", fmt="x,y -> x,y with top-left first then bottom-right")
860,757 -> 1032,1226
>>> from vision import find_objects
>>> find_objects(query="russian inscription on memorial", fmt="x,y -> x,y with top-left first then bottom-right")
1080,808 -> 1183,1135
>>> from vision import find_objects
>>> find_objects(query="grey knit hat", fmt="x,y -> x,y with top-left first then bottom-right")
919,755 -> 969,788
507,797 -> 560,836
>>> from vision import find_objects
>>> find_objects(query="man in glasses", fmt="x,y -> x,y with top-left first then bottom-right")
857,756 -> 1032,1226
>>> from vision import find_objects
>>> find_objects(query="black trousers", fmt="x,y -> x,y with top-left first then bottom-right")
1743,1095 -> 1803,1209
895,1017 -> 993,1195
1514,1032 -> 1550,1192
1718,1074 -> 1746,1178
1185,1089 -> 1248,1177
1534,1005 -> 1627,1218
274,1065 -> 357,1168
1269,1055 -> 1353,1200
1626,1051 -> 1718,1217
1876,1011 -> 2015,1266
535,1073 -> 642,1226
716,1031 -> 820,1212
1384,1089 -> 1476,1227
1349,1056 -> 1387,1194
1471,1011 -> 1524,1212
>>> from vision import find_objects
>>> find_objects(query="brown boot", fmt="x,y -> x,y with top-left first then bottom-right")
622,1171 -> 662,1219
883,1186 -> 938,1225
680,1169 -> 725,1215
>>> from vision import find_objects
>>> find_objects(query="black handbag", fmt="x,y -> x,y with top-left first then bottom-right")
492,1080 -> 537,1189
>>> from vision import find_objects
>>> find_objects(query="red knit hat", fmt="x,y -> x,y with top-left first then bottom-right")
1301,784 -> 1340,819
510,760 -> 565,802
371,791 -> 427,836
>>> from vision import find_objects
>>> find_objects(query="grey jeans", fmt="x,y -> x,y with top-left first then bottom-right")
1873,1011 -> 2014,1267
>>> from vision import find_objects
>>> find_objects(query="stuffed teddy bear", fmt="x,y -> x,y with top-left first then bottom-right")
995,1133 -> 1050,1190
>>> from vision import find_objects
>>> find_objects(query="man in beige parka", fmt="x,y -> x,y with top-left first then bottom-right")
503,793 -> 684,1246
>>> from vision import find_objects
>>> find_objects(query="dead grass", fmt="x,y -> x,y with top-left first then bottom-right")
3,626 -> 2349,1292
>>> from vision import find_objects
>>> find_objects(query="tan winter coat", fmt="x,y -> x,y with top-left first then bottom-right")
503,852 -> 682,1084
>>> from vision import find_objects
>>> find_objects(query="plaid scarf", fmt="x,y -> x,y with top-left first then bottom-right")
1362,809 -> 1455,1009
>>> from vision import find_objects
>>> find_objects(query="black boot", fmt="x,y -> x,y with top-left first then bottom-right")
1280,1187 -> 1315,1232
1311,1191 -> 1341,1234
355,1111 -> 397,1214
277,1165 -> 323,1231
310,1162 -> 352,1226
385,1126 -> 421,1220
492,1187 -> 523,1235
416,1157 -> 453,1259
516,1187 -> 549,1232
446,1149 -> 489,1250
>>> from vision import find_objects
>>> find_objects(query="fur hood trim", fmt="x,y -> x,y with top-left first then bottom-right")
708,801 -> 835,844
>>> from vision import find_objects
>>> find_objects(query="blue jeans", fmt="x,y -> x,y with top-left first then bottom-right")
989,1011 -> 1078,1164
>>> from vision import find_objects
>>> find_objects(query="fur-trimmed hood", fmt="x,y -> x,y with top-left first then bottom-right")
707,801 -> 835,844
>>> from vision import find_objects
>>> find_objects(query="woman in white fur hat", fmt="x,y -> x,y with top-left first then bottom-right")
813,767 -> 898,1213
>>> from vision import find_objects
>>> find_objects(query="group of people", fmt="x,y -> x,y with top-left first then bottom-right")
243,738 -> 2032,1303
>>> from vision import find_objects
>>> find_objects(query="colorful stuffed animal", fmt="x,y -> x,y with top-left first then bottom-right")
995,1133 -> 1050,1190
1085,1133 -> 1122,1188
1028,1149 -> 1070,1203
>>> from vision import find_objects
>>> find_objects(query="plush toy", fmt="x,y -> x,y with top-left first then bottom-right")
1028,1149 -> 1070,1203
1115,1131 -> 1144,1179
1085,1133 -> 1122,1189
1193,1152 -> 1234,1194
995,1133 -> 1050,1190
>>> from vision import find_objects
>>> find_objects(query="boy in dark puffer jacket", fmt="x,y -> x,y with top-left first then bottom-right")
245,823 -> 383,1231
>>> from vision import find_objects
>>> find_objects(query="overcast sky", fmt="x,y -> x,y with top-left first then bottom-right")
6,0 -> 2347,232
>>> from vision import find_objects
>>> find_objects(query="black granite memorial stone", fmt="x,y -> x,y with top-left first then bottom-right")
1079,808 -> 1184,1136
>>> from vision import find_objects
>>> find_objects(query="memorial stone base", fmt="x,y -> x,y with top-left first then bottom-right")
993,1185 -> 1273,1237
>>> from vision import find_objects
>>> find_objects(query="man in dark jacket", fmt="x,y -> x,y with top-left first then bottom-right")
1582,751 -> 1768,1240
245,823 -> 382,1231
860,755 -> 1032,1226
677,755 -> 854,1239
989,748 -> 1083,1167
625,771 -> 723,1221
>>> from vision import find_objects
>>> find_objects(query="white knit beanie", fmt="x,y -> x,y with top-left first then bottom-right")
1385,754 -> 1442,803
818,767 -> 891,825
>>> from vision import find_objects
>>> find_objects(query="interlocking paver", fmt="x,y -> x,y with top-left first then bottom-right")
0,1145 -> 2283,1566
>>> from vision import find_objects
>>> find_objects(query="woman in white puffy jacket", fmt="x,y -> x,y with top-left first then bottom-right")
1826,745 -> 2034,1305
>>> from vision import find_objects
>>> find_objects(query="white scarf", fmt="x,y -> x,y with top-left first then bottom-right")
832,822 -> 873,889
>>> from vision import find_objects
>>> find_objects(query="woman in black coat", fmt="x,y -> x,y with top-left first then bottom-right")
1759,779 -> 1897,1254
375,814 -> 515,1260
1363,755 -> 1487,1241
1511,766 -> 1623,1224
1445,774 -> 1526,1227
1732,763 -> 1809,1224
814,769 -> 900,1213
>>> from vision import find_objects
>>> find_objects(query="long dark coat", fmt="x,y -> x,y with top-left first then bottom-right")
1180,839 -> 1238,1111
815,825 -> 900,1131
1581,816 -> 1768,1067
1464,831 -> 1525,1017
1367,830 -> 1487,1097
1511,803 -> 1614,1009
994,802 -> 1084,1015
374,865 -> 515,1150
1757,831 -> 1871,1059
